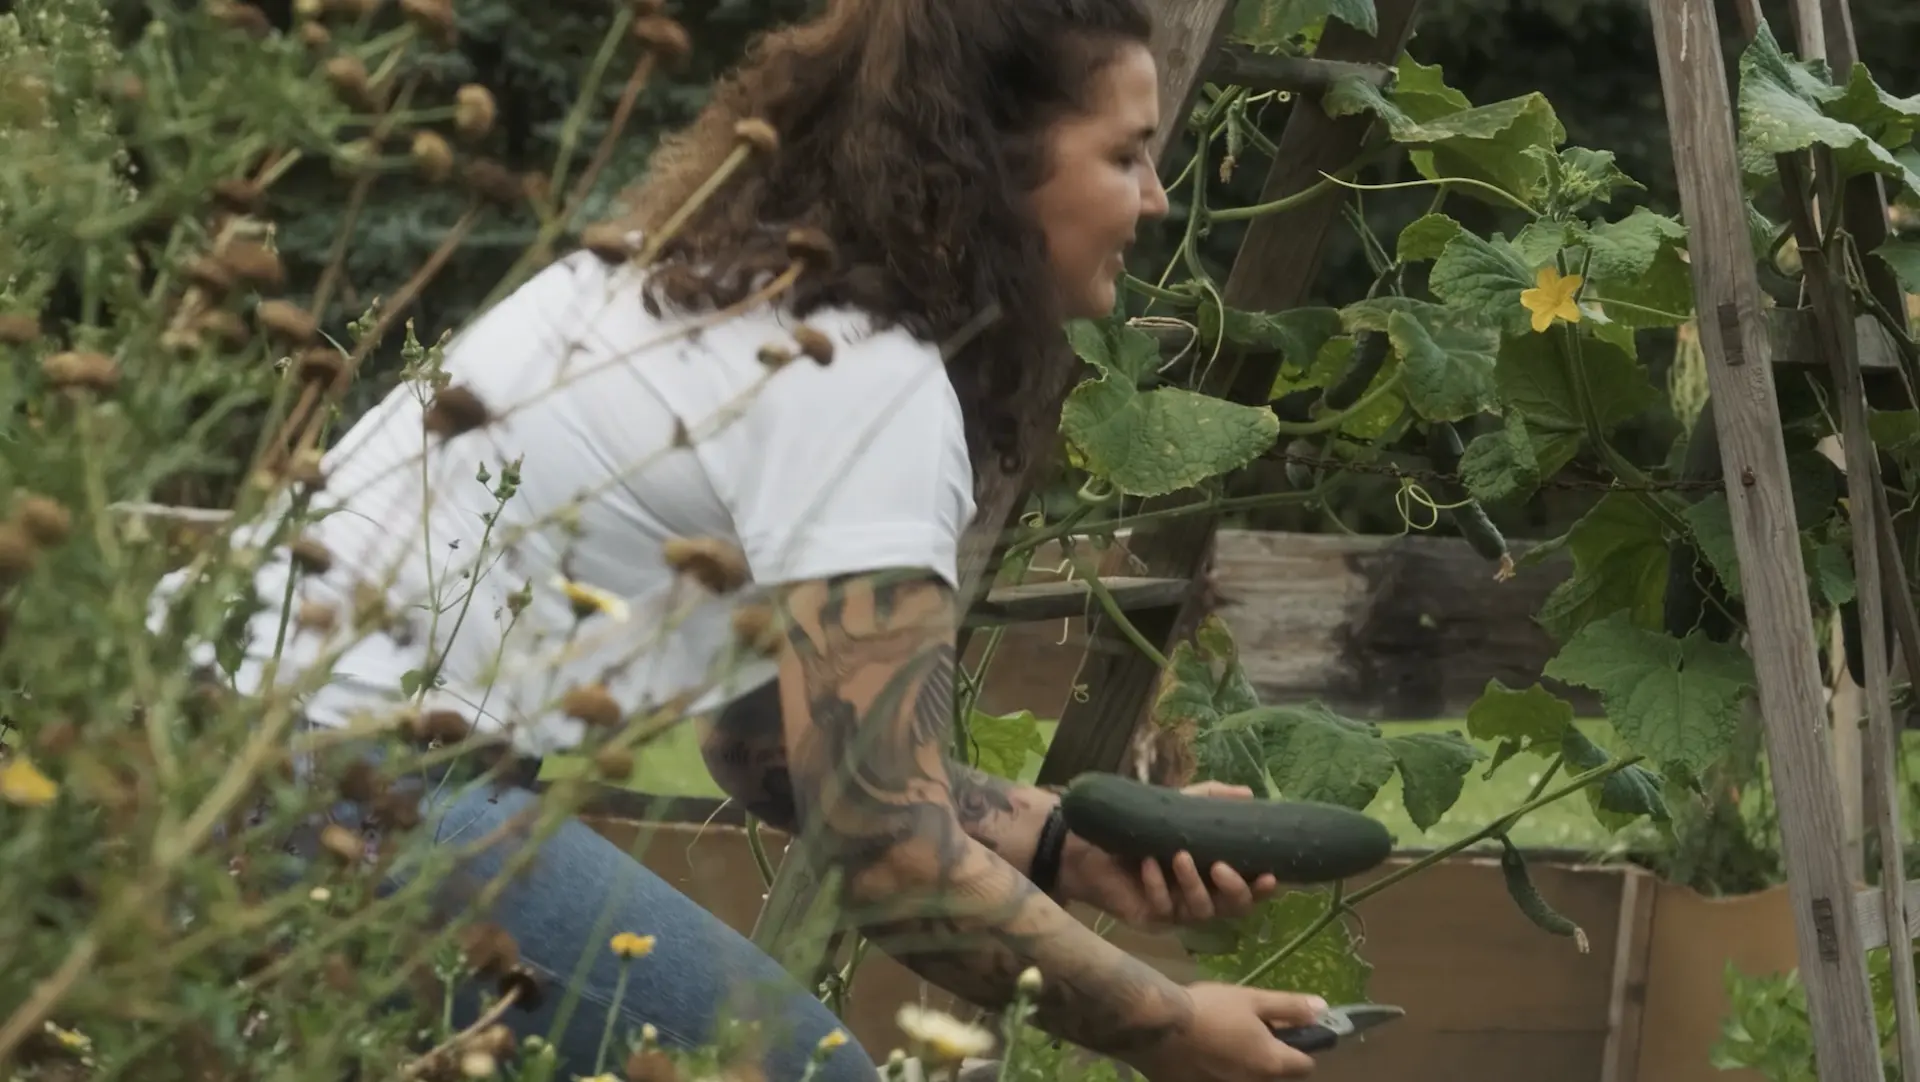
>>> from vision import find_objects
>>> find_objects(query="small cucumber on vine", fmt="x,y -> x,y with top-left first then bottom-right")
1059,772 -> 1394,884
1498,836 -> 1589,952
1425,422 -> 1509,567
1322,329 -> 1391,413
1284,437 -> 1321,491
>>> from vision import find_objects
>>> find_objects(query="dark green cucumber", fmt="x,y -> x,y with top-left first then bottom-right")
1059,773 -> 1393,884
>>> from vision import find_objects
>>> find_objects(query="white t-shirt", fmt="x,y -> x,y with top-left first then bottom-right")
168,251 -> 977,756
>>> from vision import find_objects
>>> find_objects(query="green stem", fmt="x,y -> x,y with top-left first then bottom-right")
1075,558 -> 1169,670
747,816 -> 777,888
593,964 -> 634,1073
1123,275 -> 1198,306
1320,171 -> 1539,218
1236,753 -> 1644,986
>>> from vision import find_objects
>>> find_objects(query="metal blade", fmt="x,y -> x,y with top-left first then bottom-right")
1331,1004 -> 1405,1035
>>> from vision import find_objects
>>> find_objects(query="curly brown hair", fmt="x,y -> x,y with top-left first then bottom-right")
616,0 -> 1156,474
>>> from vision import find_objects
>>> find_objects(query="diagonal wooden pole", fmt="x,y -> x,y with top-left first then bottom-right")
1648,0 -> 1880,1078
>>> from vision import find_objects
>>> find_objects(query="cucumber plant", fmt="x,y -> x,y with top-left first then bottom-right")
986,0 -> 1920,1040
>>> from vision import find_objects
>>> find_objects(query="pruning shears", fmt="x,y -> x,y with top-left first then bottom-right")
1271,1003 -> 1405,1053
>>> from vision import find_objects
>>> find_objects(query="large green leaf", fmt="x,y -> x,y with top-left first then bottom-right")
1205,305 -> 1345,373
1325,58 -> 1563,205
1398,213 -> 1464,264
1496,329 -> 1658,437
1231,0 -> 1377,45
1875,240 -> 1920,294
1466,679 -> 1576,756
1736,25 -> 1920,194
1460,412 -> 1543,504
1570,208 -> 1693,329
1428,231 -> 1536,334
1387,730 -> 1484,831
1386,308 -> 1499,422
1536,492 -> 1671,642
1826,62 -> 1920,153
1062,319 -> 1280,496
1156,613 -> 1262,730
966,710 -> 1048,781
1544,612 -> 1757,776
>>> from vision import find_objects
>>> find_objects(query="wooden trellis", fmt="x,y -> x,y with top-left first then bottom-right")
1651,0 -> 1920,1078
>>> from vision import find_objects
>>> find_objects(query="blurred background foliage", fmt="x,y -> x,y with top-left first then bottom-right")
68,0 -> 1919,536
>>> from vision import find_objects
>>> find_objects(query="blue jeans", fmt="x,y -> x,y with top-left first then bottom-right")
280,755 -> 880,1082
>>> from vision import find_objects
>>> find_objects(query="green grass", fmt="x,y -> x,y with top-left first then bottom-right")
544,717 -> 1654,856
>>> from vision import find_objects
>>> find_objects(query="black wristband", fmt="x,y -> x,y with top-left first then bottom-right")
1028,802 -> 1071,896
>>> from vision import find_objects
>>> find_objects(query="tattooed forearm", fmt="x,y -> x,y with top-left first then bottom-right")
703,679 -> 1051,866
771,570 -> 1194,1060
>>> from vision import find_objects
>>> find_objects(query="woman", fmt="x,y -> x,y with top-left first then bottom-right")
213,1 -> 1330,1080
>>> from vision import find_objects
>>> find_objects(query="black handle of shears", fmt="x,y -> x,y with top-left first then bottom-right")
1269,1023 -> 1341,1053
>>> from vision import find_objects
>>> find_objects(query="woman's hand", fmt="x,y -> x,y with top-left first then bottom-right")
1057,781 -> 1280,928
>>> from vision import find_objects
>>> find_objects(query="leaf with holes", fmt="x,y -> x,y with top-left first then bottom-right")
1387,730 -> 1485,831
1062,318 -> 1280,497
967,710 -> 1048,781
1736,24 -> 1920,193
1386,308 -> 1499,422
1467,679 -> 1576,757
1545,612 -> 1757,776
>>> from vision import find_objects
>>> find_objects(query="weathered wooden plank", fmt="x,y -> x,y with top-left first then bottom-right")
1599,868 -> 1658,1082
1649,0 -> 1882,1077
1769,308 -> 1900,371
1206,530 -> 1600,719
1037,0 -> 1429,788
1857,876 -> 1920,952
969,576 -> 1188,626
1778,0 -> 1920,1072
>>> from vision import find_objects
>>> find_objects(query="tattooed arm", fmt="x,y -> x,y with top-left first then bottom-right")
763,568 -> 1196,1063
700,679 -> 1058,871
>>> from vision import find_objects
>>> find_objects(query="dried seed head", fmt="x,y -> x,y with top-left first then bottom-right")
209,0 -> 273,37
372,786 -> 423,830
732,119 -> 779,157
476,1025 -> 515,1059
183,255 -> 235,296
0,314 -> 41,345
462,158 -> 525,207
41,351 -> 120,394
453,84 -> 496,142
288,535 -> 334,575
0,525 -> 36,581
295,347 -> 346,387
324,55 -> 379,111
423,385 -> 491,438
662,537 -> 750,594
592,744 -> 634,780
579,221 -> 636,263
458,922 -> 520,977
730,603 -> 783,657
285,449 -> 327,490
336,759 -> 384,803
294,0 -> 324,17
299,20 -> 332,49
626,1049 -> 681,1082
14,495 -> 72,547
791,325 -> 834,366
256,300 -> 318,346
411,130 -> 454,183
295,599 -> 338,633
318,822 -> 364,864
211,177 -> 264,214
562,684 -> 622,728
785,227 -> 837,273
632,16 -> 691,68
216,240 -> 286,292
459,1051 -> 496,1079
497,966 -> 545,1011
322,952 -> 356,994
755,344 -> 793,370
400,0 -> 458,47
193,309 -> 252,352
417,709 -> 470,744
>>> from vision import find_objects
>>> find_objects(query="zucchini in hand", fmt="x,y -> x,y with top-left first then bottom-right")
1060,773 -> 1394,884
